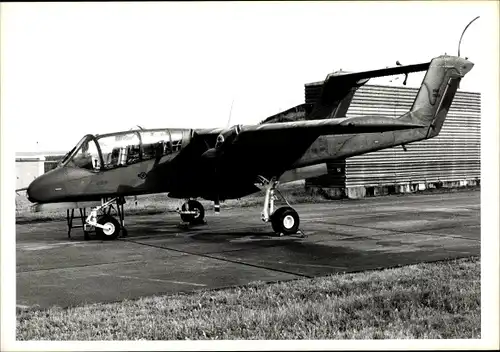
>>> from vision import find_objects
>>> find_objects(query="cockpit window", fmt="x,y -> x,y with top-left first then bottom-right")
66,138 -> 101,171
61,129 -> 188,172
140,130 -> 172,161
97,132 -> 141,169
169,129 -> 184,152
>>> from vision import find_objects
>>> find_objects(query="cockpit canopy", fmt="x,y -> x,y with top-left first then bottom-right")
60,128 -> 191,171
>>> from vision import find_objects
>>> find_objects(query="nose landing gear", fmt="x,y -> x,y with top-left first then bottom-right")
95,214 -> 121,240
84,197 -> 127,240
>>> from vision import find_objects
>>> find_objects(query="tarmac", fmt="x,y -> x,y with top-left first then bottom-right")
16,190 -> 480,309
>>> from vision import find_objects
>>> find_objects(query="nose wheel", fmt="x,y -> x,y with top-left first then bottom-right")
95,214 -> 121,240
83,197 -> 127,240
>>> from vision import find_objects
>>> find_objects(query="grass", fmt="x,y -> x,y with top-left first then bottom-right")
16,256 -> 480,340
15,182 -> 480,224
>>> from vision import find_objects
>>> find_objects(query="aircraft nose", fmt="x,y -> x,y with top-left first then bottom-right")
26,168 -> 65,203
27,174 -> 48,203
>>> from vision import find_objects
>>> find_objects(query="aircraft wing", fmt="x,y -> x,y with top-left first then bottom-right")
194,116 -> 425,159
167,116 -> 425,199
234,116 -> 425,141
206,115 -> 424,176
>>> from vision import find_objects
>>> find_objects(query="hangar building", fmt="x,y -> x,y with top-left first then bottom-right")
16,151 -> 65,190
15,155 -> 45,191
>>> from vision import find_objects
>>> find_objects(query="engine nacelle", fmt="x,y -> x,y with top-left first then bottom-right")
201,124 -> 242,161
214,124 -> 242,150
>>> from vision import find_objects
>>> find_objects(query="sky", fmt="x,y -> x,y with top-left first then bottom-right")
1,1 -> 496,153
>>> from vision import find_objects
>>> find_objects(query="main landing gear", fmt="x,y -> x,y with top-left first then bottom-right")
259,176 -> 305,237
175,178 -> 305,237
83,197 -> 127,241
177,199 -> 206,226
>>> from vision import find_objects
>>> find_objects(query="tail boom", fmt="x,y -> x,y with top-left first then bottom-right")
291,55 -> 474,168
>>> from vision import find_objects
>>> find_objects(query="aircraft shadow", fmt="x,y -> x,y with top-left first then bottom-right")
119,217 -> 307,248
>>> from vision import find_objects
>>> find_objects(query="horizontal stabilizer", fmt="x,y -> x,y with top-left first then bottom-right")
306,61 -> 431,120
324,62 -> 431,84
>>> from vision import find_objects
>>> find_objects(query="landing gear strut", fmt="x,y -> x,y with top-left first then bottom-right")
84,197 -> 127,240
66,208 -> 91,240
258,176 -> 305,237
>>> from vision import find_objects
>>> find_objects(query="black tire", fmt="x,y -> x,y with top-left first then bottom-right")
95,215 -> 121,241
270,206 -> 300,235
270,207 -> 285,233
180,200 -> 205,224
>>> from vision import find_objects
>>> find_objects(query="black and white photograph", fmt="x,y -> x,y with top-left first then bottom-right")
1,1 -> 498,350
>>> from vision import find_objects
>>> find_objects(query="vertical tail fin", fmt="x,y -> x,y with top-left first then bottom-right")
305,72 -> 370,121
401,55 -> 474,138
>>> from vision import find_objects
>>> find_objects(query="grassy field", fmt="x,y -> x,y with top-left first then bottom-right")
16,257 -> 480,340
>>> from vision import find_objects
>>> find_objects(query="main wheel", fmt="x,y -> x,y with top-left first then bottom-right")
180,200 -> 205,224
270,206 -> 300,236
95,215 -> 121,241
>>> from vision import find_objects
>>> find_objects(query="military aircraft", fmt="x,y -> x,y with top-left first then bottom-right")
24,53 -> 474,241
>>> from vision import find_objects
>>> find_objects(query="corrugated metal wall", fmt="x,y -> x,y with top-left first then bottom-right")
305,160 -> 346,188
345,85 -> 480,187
305,83 -> 481,190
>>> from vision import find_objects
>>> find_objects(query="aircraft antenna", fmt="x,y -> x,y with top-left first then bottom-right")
458,16 -> 480,57
226,99 -> 235,128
